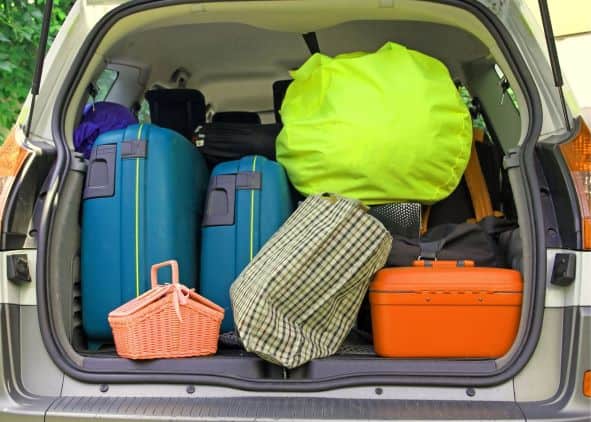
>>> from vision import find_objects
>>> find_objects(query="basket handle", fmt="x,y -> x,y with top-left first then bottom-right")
151,260 -> 180,289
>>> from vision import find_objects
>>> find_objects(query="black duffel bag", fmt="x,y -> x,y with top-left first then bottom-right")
193,123 -> 280,168
386,216 -> 517,267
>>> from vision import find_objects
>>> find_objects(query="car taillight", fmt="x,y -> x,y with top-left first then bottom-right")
0,127 -> 31,224
560,120 -> 591,249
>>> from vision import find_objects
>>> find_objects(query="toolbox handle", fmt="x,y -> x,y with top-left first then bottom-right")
413,260 -> 475,268
151,260 -> 180,288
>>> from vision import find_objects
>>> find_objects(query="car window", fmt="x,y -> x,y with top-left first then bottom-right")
458,84 -> 486,130
494,64 -> 520,112
86,69 -> 118,105
137,98 -> 151,123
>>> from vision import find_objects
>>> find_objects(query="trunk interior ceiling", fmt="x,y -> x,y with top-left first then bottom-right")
105,20 -> 489,114
50,0 -> 531,383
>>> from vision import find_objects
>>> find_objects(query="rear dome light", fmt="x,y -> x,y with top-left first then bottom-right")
560,119 -> 591,249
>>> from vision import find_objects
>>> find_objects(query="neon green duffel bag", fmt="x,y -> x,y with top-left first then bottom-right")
276,42 -> 472,205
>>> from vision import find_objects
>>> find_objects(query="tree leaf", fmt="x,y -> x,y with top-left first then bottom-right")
0,0 -> 74,126
0,61 -> 15,72
31,9 -> 43,20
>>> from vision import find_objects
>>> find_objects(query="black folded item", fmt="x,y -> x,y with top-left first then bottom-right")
193,122 -> 280,168
386,217 -> 517,267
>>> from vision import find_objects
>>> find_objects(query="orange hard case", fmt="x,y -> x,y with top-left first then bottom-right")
369,260 -> 523,358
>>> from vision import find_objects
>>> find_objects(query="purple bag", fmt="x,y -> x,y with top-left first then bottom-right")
74,102 -> 138,158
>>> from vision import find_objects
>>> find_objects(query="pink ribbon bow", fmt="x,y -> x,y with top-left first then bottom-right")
169,283 -> 190,321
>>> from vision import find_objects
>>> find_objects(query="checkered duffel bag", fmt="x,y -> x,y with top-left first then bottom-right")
230,193 -> 392,368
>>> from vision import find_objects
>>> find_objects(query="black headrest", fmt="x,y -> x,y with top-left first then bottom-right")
272,80 -> 292,124
145,89 -> 206,140
212,111 -> 261,124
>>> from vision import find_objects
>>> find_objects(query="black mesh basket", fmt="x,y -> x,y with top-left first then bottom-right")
368,202 -> 421,239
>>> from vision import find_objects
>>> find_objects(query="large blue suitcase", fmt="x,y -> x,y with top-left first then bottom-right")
201,155 -> 294,332
81,124 -> 209,346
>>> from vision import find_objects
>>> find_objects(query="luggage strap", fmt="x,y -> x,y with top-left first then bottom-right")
420,205 -> 431,235
418,240 -> 442,261
302,32 -> 320,54
464,128 -> 495,222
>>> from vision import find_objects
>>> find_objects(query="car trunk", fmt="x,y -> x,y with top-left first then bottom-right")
42,0 -> 542,389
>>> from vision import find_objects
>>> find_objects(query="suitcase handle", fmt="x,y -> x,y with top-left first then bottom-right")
151,260 -> 180,288
202,174 -> 236,227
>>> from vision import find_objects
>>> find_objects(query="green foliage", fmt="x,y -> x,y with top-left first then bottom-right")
458,85 -> 486,130
0,0 -> 74,139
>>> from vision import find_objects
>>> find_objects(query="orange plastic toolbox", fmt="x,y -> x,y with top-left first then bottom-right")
369,260 -> 523,358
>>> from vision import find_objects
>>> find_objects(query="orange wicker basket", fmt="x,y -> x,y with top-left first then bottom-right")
108,260 -> 224,359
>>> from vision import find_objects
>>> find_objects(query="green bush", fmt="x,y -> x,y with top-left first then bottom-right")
0,0 -> 74,139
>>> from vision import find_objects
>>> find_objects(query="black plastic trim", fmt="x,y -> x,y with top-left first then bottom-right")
536,118 -> 583,250
6,254 -> 32,284
534,151 -> 562,248
1,154 -> 34,248
549,253 -> 576,286
0,150 -> 55,251
40,0 -> 546,391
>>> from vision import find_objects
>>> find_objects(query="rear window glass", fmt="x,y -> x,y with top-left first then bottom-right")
86,69 -> 118,105
137,98 -> 151,123
494,64 -> 519,112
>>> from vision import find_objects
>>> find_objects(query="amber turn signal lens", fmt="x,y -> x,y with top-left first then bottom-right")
559,120 -> 591,249
0,127 -> 30,223
584,371 -> 591,397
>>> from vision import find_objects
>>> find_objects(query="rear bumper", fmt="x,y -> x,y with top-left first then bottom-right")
2,304 -> 589,421
44,396 -> 525,421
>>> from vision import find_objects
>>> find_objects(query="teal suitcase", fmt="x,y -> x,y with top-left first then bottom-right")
81,124 -> 209,347
200,156 -> 294,332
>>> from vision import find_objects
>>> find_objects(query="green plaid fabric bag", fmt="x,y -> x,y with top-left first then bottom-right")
230,194 -> 392,368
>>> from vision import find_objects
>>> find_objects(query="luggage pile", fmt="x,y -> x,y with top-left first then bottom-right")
79,41 -> 522,365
